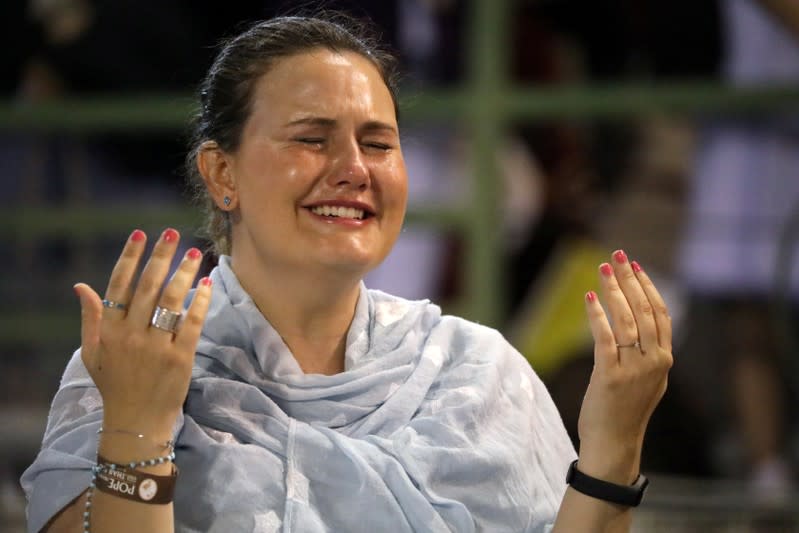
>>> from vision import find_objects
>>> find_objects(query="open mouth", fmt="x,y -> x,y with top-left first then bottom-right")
307,205 -> 375,220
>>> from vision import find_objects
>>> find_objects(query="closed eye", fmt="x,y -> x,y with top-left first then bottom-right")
296,138 -> 325,145
362,142 -> 392,151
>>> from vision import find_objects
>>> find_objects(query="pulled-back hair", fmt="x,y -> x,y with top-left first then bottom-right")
185,13 -> 400,256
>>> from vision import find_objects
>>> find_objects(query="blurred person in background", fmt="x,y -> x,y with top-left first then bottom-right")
679,0 -> 799,494
503,1 -> 720,480
16,0 -> 259,203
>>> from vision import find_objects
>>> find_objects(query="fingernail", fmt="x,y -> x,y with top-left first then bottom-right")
72,284 -> 80,297
200,276 -> 213,287
600,263 -> 613,277
187,248 -> 202,260
631,260 -> 642,273
613,250 -> 627,264
130,229 -> 146,242
163,228 -> 178,243
585,290 -> 596,303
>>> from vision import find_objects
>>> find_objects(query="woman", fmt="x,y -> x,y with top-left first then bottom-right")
22,15 -> 672,532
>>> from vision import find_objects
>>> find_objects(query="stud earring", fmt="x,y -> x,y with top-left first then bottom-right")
223,196 -> 231,207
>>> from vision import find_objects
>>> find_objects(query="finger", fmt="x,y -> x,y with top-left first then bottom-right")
584,290 -> 618,370
127,228 -> 180,324
598,262 -> 640,358
631,260 -> 672,351
103,229 -> 147,320
173,276 -> 213,355
150,247 -> 204,337
610,250 -> 658,353
74,283 -> 103,364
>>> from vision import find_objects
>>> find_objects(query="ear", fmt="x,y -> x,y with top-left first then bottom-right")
197,141 -> 237,210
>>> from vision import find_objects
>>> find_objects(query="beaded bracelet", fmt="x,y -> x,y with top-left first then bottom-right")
84,445 -> 176,532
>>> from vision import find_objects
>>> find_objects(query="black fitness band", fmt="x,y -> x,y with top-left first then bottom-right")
565,460 -> 649,507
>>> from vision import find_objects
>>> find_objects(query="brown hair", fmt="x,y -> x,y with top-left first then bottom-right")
185,13 -> 400,256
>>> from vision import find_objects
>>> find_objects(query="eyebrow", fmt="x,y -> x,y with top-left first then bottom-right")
285,117 -> 398,135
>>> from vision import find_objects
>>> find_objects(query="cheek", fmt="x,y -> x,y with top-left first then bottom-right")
239,149 -> 315,202
385,159 -> 409,207
276,151 -> 324,193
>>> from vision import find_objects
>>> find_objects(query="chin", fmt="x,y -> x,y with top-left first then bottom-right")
323,257 -> 377,275
311,240 -> 387,268
316,250 -> 388,278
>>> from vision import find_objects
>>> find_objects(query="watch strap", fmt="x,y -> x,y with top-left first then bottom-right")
565,460 -> 649,507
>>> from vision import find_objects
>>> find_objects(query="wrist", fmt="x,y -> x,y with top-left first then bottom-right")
102,411 -> 179,442
97,420 -> 177,473
98,436 -> 174,475
566,460 -> 649,507
577,437 -> 642,485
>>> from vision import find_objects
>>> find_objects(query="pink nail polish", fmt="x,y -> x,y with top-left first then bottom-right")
163,228 -> 178,243
600,263 -> 613,277
631,260 -> 642,273
130,229 -> 146,242
613,250 -> 627,264
585,290 -> 596,303
187,248 -> 202,260
200,276 -> 213,287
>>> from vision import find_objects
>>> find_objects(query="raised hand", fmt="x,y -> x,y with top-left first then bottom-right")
578,250 -> 673,483
73,228 -> 213,441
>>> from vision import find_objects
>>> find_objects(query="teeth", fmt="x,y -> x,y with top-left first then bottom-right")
310,205 -> 365,220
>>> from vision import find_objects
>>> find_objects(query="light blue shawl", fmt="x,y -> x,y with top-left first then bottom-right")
22,256 -> 576,532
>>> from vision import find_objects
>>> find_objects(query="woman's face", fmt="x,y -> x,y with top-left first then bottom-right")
227,49 -> 407,278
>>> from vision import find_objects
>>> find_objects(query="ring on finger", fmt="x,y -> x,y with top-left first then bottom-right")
102,299 -> 127,310
150,306 -> 182,334
616,340 -> 645,353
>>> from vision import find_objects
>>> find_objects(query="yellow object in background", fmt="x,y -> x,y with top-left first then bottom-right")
510,239 -> 607,377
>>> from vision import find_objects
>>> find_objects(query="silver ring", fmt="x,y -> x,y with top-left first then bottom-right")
616,340 -> 641,349
150,306 -> 182,333
102,299 -> 127,310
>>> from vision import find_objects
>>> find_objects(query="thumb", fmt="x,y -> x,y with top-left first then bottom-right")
73,283 -> 102,356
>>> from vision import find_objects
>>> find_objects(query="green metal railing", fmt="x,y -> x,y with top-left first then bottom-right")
3,84 -> 799,131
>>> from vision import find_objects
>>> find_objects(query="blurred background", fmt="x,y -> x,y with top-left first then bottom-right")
2,0 -> 799,531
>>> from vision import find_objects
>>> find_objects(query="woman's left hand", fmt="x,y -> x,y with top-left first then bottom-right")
577,250 -> 673,483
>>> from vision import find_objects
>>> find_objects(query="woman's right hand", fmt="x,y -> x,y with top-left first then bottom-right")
73,228 -> 212,439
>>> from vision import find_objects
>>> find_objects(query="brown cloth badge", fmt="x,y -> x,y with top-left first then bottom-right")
95,456 -> 177,505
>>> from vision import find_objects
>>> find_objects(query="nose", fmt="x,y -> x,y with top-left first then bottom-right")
327,138 -> 369,190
